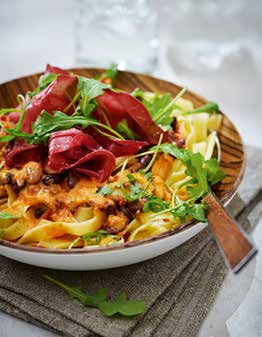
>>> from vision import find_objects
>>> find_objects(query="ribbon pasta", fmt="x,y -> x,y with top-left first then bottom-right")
0,95 -> 222,249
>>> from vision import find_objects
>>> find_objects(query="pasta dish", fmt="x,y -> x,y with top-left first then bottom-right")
0,65 -> 225,249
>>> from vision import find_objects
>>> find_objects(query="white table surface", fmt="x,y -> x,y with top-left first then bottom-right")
0,1 -> 261,336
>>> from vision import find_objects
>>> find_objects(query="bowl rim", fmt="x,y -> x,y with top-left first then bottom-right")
0,68 -> 246,254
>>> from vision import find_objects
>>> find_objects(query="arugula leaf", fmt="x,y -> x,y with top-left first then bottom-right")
184,152 -> 209,199
39,73 -> 58,91
205,158 -> 226,185
116,119 -> 137,140
77,76 -> 110,116
131,88 -> 144,98
143,196 -> 170,213
143,194 -> 207,222
182,102 -> 219,115
28,73 -> 58,98
0,135 -> 15,142
96,64 -> 118,87
170,202 -> 207,222
3,108 -> 124,145
143,93 -> 174,130
98,292 -> 146,317
43,275 -> 146,317
0,108 -> 21,116
155,143 -> 224,199
26,110 -> 91,144
43,275 -> 108,307
154,143 -> 188,162
0,212 -> 20,219
97,186 -> 113,196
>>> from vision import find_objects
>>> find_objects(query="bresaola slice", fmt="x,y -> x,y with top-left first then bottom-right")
88,129 -> 148,157
45,64 -> 70,75
5,139 -> 44,168
21,75 -> 78,133
47,128 -> 115,181
96,90 -> 169,144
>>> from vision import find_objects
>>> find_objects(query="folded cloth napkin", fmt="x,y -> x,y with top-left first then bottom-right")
0,145 -> 261,337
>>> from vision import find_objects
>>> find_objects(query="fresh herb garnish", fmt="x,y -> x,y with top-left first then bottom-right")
0,108 -> 21,116
77,76 -> 110,117
0,212 -> 20,219
28,73 -> 58,98
146,198 -> 207,223
97,186 -> 113,196
3,108 -> 124,145
169,201 -> 207,222
43,275 -> 146,317
82,230 -> 109,245
153,87 -> 187,125
120,161 -> 151,202
141,133 -> 163,174
142,93 -> 175,130
133,87 -> 187,130
143,196 -> 170,213
96,64 -> 118,87
205,158 -> 226,185
182,102 -> 219,115
154,143 -> 224,199
116,119 -> 137,140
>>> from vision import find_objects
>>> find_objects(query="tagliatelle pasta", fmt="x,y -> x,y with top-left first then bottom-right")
0,65 -> 225,249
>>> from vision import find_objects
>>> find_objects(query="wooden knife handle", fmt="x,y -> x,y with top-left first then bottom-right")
204,192 -> 257,273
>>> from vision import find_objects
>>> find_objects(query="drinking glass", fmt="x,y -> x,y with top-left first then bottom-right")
75,0 -> 159,73
166,0 -> 262,73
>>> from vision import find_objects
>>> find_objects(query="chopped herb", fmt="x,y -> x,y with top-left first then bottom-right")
120,161 -> 150,202
126,173 -> 136,181
0,212 -> 20,219
43,275 -> 146,317
143,196 -> 170,213
82,230 -> 109,245
0,229 -> 5,238
97,186 -> 113,196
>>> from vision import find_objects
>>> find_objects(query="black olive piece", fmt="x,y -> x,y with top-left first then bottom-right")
6,173 -> 12,184
120,205 -> 133,220
139,154 -> 152,169
107,205 -> 116,215
127,197 -> 148,213
67,174 -> 79,189
42,174 -> 64,185
12,182 -> 22,193
171,117 -> 177,130
34,207 -> 47,219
